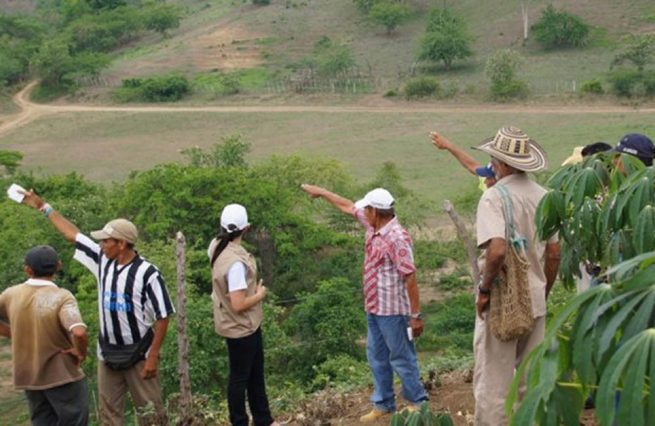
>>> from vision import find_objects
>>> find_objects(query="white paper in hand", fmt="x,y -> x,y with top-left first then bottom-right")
7,183 -> 26,203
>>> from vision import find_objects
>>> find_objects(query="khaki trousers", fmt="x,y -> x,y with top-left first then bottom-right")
98,360 -> 165,426
473,314 -> 545,426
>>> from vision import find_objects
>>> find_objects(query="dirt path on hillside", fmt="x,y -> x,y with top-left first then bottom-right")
1,82 -> 655,139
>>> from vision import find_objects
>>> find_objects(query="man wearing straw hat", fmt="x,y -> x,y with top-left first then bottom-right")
472,126 -> 561,425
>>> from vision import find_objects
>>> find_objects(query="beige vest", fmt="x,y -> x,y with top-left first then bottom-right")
211,242 -> 263,338
1,283 -> 85,390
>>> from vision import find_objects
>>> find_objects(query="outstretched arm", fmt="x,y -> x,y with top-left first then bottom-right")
301,184 -> 354,215
430,131 -> 481,176
21,190 -> 80,243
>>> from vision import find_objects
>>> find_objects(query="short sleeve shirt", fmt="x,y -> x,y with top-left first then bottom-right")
0,279 -> 86,389
73,233 -> 175,347
353,207 -> 416,315
476,174 -> 558,318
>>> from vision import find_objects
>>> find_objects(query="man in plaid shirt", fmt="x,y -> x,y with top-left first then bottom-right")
301,184 -> 427,422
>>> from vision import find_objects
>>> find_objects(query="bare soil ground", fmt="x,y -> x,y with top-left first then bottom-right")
3,83 -> 655,140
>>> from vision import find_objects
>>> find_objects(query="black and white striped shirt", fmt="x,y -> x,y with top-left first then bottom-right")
74,233 -> 175,346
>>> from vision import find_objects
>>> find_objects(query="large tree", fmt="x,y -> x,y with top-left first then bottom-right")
418,8 -> 472,70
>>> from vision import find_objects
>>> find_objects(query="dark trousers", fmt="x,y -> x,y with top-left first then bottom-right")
25,378 -> 89,426
226,328 -> 274,426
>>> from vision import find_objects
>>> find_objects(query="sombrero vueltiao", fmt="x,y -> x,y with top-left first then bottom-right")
472,126 -> 548,172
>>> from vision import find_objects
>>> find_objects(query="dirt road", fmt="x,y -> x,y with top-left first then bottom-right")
2,82 -> 655,139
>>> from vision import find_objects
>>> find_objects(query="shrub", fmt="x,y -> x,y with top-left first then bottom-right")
369,1 -> 410,34
252,0 -> 271,5
353,0 -> 376,13
531,5 -> 590,49
141,3 -> 181,36
485,49 -> 528,100
404,76 -> 440,99
611,34 -> 655,72
418,8 -> 472,70
115,74 -> 190,102
390,402 -> 454,425
607,69 -> 655,97
312,37 -> 356,77
580,78 -> 604,94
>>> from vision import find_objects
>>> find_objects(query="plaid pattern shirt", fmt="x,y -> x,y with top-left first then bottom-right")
353,207 -> 416,315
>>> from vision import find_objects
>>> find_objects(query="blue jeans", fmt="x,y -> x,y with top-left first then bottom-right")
366,313 -> 428,412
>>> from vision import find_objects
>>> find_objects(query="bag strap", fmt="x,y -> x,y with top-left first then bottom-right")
495,183 -> 527,251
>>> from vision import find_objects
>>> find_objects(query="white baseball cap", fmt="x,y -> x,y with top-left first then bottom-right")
220,204 -> 249,231
354,188 -> 395,210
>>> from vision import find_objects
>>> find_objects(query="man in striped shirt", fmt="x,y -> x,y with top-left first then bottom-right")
21,190 -> 175,426
301,184 -> 427,423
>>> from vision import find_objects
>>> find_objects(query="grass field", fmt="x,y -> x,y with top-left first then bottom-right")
2,109 -> 653,205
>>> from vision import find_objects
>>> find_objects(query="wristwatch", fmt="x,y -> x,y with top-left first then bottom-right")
410,312 -> 422,320
478,284 -> 491,295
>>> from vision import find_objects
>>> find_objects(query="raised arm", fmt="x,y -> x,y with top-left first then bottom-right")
430,131 -> 481,176
301,184 -> 354,215
21,190 -> 80,243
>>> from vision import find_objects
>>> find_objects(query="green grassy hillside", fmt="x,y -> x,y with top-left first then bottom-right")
100,0 -> 655,98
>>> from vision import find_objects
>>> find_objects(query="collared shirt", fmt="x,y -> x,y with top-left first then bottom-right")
74,233 -> 175,348
353,207 -> 416,315
0,279 -> 86,390
476,173 -> 558,318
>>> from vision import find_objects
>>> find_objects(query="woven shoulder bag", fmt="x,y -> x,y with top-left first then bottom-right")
488,183 -> 534,342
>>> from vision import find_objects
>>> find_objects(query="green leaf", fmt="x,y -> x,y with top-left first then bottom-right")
634,205 -> 655,253
552,384 -> 584,426
647,337 -> 655,425
598,290 -> 649,358
623,290 -> 655,342
510,384 -> 548,426
597,330 -> 652,425
617,333 -> 649,426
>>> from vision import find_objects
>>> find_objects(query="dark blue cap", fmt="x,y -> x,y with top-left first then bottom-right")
25,245 -> 59,277
615,133 -> 654,161
475,163 -> 495,178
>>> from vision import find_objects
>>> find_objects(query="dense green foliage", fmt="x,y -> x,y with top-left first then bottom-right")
607,69 -> 655,98
418,8 -> 472,70
0,150 -> 23,175
0,136 -> 475,420
114,73 -> 190,102
531,5 -> 590,49
404,76 -> 440,99
510,154 -> 655,425
0,1 -> 182,92
485,49 -> 528,100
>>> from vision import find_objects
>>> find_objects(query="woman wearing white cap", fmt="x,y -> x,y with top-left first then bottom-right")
208,204 -> 278,426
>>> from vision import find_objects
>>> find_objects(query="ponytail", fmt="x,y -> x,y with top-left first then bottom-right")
210,225 -> 245,268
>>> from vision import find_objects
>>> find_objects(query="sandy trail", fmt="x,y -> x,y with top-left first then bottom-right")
1,81 -> 655,138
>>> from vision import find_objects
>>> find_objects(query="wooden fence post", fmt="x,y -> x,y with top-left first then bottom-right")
443,200 -> 480,284
176,231 -> 192,422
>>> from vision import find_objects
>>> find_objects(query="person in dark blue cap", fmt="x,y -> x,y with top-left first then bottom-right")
614,133 -> 655,167
430,131 -> 497,190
